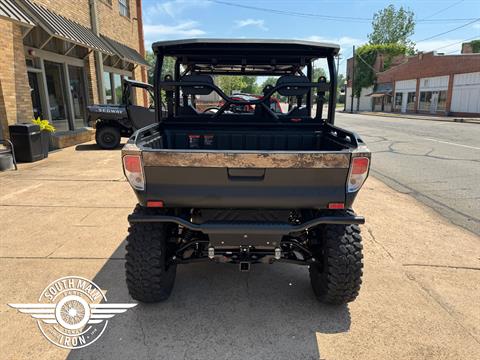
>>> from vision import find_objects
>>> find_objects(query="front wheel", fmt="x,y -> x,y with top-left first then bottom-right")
309,223 -> 363,304
95,126 -> 121,149
125,205 -> 177,302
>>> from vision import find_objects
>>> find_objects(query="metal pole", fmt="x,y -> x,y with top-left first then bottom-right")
350,45 -> 355,114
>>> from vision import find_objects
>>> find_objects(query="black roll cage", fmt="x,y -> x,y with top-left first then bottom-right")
153,40 -> 338,125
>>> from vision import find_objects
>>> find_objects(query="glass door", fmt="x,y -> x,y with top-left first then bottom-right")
44,61 -> 69,131
28,71 -> 44,120
68,66 -> 87,128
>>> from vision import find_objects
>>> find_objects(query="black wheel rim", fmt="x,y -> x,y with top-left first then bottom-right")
102,132 -> 116,144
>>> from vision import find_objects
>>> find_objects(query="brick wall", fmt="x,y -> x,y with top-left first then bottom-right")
377,52 -> 480,84
1,1 -> 146,141
33,0 -> 91,28
98,0 -> 139,49
0,20 -> 33,139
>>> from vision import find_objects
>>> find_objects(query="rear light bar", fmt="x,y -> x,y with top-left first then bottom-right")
328,202 -> 345,209
347,156 -> 370,193
123,155 -> 145,191
147,200 -> 164,208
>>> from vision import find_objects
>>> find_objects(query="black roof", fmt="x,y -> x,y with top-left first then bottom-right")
152,38 -> 339,75
153,38 -> 339,53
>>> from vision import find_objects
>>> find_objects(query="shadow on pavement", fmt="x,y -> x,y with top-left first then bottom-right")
75,144 -> 124,151
68,241 -> 351,360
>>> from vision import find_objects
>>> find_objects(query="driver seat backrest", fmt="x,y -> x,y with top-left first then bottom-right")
275,75 -> 310,97
180,74 -> 214,96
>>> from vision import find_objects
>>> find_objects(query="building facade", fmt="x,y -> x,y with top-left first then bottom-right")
345,48 -> 480,117
0,0 -> 148,147
377,52 -> 480,116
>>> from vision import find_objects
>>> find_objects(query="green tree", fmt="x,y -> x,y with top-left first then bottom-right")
145,51 -> 174,84
368,4 -> 415,52
313,67 -> 327,81
216,76 -> 247,95
353,43 -> 408,97
242,76 -> 260,94
260,77 -> 277,89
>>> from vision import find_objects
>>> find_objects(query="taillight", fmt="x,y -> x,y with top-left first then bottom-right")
347,157 -> 369,192
123,155 -> 145,191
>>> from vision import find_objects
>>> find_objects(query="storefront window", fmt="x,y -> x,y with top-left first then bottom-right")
44,61 -> 69,131
418,91 -> 432,111
113,73 -> 122,104
407,92 -> 416,111
437,91 -> 447,111
103,72 -> 127,104
69,66 -> 87,128
104,72 -> 113,104
394,93 -> 402,111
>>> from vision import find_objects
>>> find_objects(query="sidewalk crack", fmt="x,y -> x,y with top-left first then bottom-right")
366,226 -> 394,260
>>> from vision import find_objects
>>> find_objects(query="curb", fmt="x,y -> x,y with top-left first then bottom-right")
343,111 -> 480,124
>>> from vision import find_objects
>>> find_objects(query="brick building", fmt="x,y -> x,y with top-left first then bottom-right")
0,0 -> 148,147
376,51 -> 480,116
345,47 -> 480,117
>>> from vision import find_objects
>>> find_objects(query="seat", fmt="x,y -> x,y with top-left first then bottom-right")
275,75 -> 310,97
126,105 -> 156,130
180,74 -> 214,96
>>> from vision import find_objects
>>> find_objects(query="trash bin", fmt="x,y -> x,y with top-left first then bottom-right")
9,123 -> 44,162
0,140 -> 17,171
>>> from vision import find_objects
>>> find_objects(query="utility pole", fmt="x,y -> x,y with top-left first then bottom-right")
350,45 -> 355,114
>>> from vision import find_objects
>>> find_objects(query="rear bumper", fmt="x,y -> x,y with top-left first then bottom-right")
128,213 -> 365,235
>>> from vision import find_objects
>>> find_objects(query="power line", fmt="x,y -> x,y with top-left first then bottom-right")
418,0 -> 464,21
210,0 -> 476,24
431,35 -> 479,52
416,17 -> 480,42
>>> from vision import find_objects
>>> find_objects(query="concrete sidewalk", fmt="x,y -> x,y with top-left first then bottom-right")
1,142 -> 479,359
348,110 -> 480,124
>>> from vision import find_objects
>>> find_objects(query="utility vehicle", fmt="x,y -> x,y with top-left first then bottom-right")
122,39 -> 370,304
87,79 -> 156,149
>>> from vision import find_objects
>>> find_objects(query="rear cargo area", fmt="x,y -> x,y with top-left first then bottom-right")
128,123 -> 357,209
141,125 -> 351,151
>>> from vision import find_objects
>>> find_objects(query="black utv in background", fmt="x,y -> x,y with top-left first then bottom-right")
87,80 -> 156,149
122,39 -> 371,305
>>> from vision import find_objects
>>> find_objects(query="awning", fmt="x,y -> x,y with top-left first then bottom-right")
102,35 -> 150,67
0,0 -> 34,27
18,0 -> 115,55
367,83 -> 393,97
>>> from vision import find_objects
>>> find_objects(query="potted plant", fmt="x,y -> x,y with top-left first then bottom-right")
32,118 -> 55,158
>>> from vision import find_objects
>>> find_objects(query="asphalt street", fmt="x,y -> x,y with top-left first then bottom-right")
336,112 -> 480,235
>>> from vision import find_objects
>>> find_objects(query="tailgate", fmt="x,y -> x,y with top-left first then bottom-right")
139,150 -> 351,209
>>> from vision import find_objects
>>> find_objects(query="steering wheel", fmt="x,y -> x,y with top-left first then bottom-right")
203,107 -> 220,114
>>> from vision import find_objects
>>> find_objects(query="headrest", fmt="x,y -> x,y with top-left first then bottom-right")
180,75 -> 214,96
275,75 -> 310,97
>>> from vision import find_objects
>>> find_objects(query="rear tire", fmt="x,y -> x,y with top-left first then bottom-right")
95,126 -> 121,149
125,205 -> 177,302
309,223 -> 363,304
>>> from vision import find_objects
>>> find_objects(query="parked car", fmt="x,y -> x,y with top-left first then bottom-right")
215,93 -> 283,114
87,80 -> 156,149
122,39 -> 370,305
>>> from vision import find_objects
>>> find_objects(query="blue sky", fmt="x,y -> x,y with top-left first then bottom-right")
141,0 -> 480,75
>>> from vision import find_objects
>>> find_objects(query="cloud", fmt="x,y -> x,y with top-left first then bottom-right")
472,23 -> 480,29
145,0 -> 211,19
305,36 -> 365,56
143,21 -> 206,45
416,39 -> 465,54
234,19 -> 268,31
